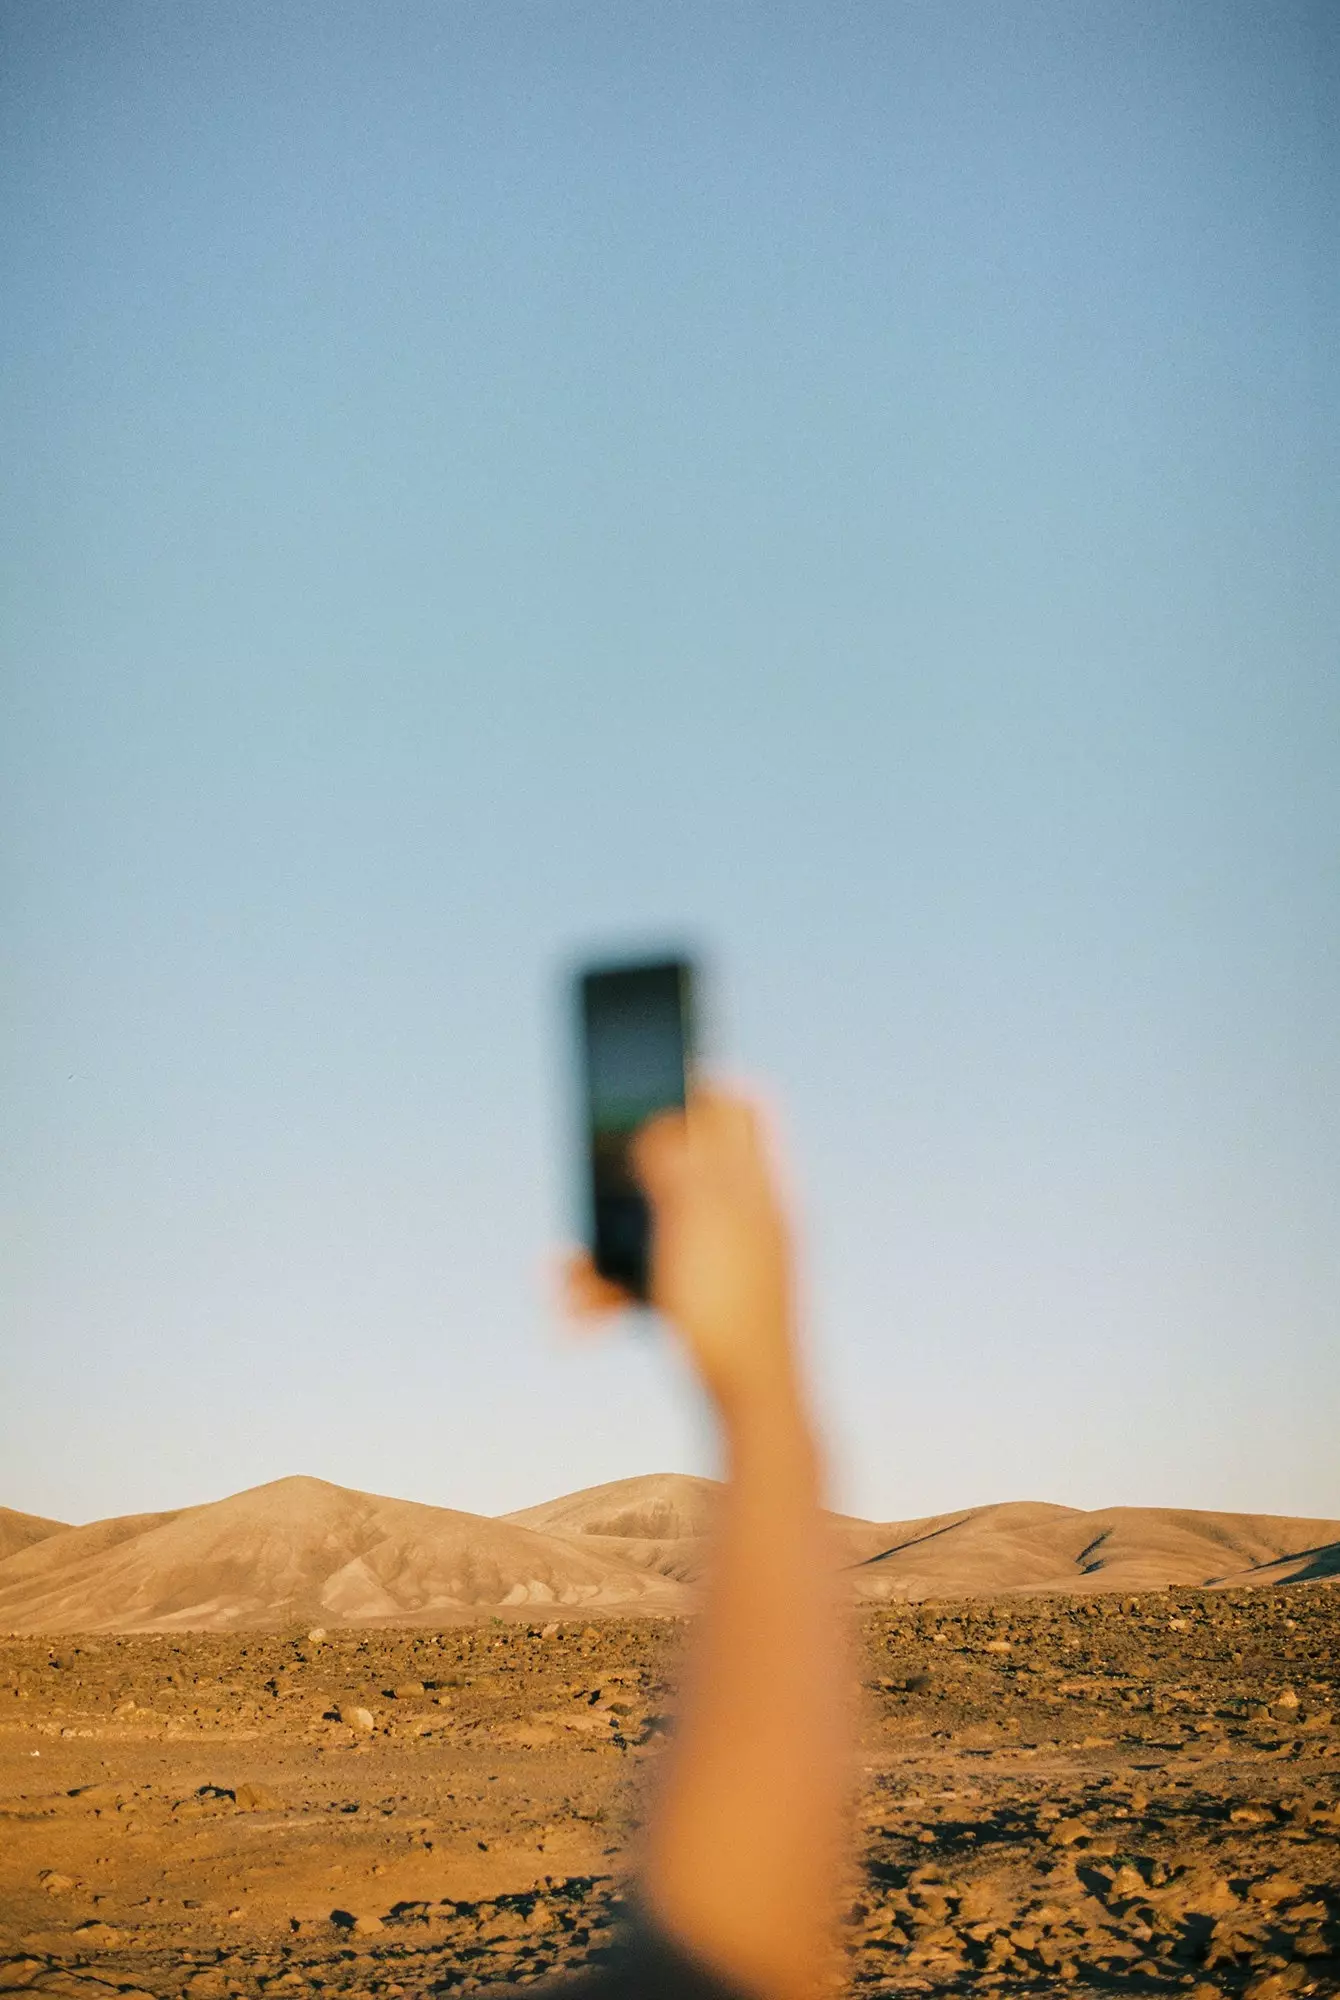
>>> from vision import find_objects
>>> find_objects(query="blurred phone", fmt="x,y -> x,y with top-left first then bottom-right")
576,955 -> 696,1300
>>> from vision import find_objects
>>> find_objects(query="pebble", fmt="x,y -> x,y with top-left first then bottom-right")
232,1781 -> 281,1812
0,1961 -> 45,1990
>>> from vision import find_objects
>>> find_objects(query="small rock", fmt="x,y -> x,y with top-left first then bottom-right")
68,1784 -> 120,1807
540,1622 -> 560,1639
1244,1971 -> 1307,2000
184,1973 -> 227,1998
0,1962 -> 46,1991
1108,1864 -> 1145,1900
307,1628 -> 327,1643
1274,1688 -> 1300,1711
233,1781 -> 281,1812
39,1870 -> 76,1896
339,1705 -> 375,1733
352,1914 -> 383,1935
1248,1873 -> 1304,1907
72,1922 -> 122,1946
1047,1818 -> 1088,1847
392,1681 -> 424,1698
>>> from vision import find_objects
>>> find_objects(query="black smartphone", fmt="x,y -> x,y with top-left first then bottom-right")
576,954 -> 696,1301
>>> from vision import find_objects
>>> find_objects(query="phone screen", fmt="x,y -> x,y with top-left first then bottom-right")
578,957 -> 695,1299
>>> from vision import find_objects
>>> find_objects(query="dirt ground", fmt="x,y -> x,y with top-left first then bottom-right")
2,1584 -> 1337,1999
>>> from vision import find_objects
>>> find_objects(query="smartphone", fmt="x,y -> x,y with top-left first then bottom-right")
576,954 -> 696,1301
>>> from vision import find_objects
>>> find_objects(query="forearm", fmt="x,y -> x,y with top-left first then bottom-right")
641,1368 -> 847,2000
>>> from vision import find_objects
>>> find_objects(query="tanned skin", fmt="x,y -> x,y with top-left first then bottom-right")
566,1090 -> 848,2000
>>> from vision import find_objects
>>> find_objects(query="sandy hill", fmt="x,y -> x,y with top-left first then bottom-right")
0,1476 -> 689,1634
506,1474 -> 910,1585
848,1500 -> 1340,1600
0,1506 -> 70,1563
1,1474 -> 1334,1632
519,1479 -> 1340,1600
503,1472 -> 721,1584
506,1471 -> 722,1542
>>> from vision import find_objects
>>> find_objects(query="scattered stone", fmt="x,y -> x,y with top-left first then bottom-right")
1244,1971 -> 1307,1999
232,1781 -> 281,1812
1248,1872 -> 1305,1906
0,1962 -> 46,1991
338,1705 -> 375,1733
1107,1863 -> 1145,1900
183,1973 -> 227,1998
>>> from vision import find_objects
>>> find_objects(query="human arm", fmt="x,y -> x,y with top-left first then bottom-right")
567,1092 -> 848,2000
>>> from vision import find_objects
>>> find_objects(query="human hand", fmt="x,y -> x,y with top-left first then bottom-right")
564,1089 -> 801,1429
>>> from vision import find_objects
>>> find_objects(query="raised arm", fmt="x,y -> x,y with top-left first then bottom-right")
568,1091 -> 848,2000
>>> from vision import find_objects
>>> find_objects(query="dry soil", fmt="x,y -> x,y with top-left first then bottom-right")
2,1583 -> 1338,1998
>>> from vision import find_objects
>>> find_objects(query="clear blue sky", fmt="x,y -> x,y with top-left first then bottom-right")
3,2 -> 1336,1528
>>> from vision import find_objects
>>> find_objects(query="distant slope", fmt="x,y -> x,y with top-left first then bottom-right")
849,1502 -> 1340,1600
0,1506 -> 71,1564
504,1472 -> 723,1542
503,1473 -> 722,1584
0,1476 -> 689,1633
509,1478 -> 1340,1600
3,1475 -> 1334,1630
504,1473 -> 896,1584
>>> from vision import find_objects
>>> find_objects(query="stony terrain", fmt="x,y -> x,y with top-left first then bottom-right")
2,1583 -> 1337,1998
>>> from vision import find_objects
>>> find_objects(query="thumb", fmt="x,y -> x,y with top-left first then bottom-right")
630,1107 -> 690,1209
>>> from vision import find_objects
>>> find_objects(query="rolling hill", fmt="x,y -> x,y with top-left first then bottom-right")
0,1474 -> 1334,1631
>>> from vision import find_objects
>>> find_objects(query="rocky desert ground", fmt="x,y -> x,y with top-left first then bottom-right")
1,1478 -> 1337,1999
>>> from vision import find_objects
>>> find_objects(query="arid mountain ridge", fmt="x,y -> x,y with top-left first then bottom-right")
2,1476 -> 1336,1632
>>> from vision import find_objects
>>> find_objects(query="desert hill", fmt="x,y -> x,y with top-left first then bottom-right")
0,1505 -> 69,1563
505,1474 -> 952,1585
517,1482 -> 1340,1599
503,1471 -> 720,1584
505,1470 -> 721,1542
846,1499 -> 1340,1600
0,1476 -> 690,1634
0,1474 -> 1335,1631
